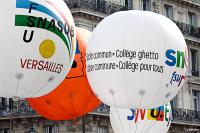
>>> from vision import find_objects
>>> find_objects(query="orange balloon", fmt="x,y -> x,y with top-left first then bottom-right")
26,27 -> 101,120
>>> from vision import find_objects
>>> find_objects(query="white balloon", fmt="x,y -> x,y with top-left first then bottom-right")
110,103 -> 171,133
86,10 -> 187,109
0,0 -> 76,98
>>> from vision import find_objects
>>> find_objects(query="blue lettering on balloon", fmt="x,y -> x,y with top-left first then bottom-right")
165,49 -> 176,66
127,109 -> 135,120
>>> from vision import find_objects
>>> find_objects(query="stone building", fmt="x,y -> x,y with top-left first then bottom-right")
0,0 -> 200,133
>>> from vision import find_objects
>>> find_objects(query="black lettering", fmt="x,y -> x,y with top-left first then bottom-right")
160,66 -> 164,73
23,30 -> 34,43
47,19 -> 56,31
29,3 -> 38,13
37,17 -> 47,28
27,16 -> 36,27
57,21 -> 63,33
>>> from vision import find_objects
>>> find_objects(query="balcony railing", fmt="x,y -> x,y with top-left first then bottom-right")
172,108 -> 200,124
174,21 -> 200,39
0,101 -> 110,118
0,101 -> 36,118
93,104 -> 109,115
94,106 -> 200,125
65,0 -> 128,15
181,0 -> 200,5
0,101 -> 200,125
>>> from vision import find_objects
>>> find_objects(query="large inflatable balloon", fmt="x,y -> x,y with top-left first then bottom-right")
86,10 -> 188,109
27,27 -> 101,120
110,103 -> 171,133
0,0 -> 76,99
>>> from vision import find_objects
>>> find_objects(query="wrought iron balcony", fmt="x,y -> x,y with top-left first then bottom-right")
95,106 -> 200,125
1,101 -> 200,125
172,108 -> 200,124
0,101 -> 109,118
181,0 -> 200,5
65,0 -> 128,15
174,21 -> 200,39
0,100 -> 37,118
92,104 -> 109,115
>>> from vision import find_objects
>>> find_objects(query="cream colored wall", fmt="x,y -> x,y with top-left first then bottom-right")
161,0 -> 200,26
133,0 -> 140,10
132,0 -> 200,26
74,16 -> 95,31
177,83 -> 191,110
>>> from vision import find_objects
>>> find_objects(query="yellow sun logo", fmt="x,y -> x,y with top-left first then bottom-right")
39,39 -> 56,59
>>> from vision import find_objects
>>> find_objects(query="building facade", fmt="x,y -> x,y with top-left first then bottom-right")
0,0 -> 200,133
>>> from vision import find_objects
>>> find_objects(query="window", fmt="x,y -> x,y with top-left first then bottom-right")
97,126 -> 108,133
188,11 -> 197,26
0,128 -> 9,133
1,98 -> 13,111
142,0 -> 151,11
164,4 -> 173,19
96,0 -> 106,12
125,0 -> 128,7
125,0 -> 133,9
170,95 -> 178,108
193,91 -> 199,111
190,49 -> 199,77
43,125 -> 58,133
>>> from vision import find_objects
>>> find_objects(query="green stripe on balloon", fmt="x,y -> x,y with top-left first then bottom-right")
15,15 -> 71,57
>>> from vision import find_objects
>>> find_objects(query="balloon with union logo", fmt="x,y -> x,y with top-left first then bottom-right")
0,0 -> 76,99
26,27 -> 101,120
110,103 -> 171,133
86,10 -> 188,109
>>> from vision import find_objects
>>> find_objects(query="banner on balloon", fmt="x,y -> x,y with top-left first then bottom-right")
110,103 -> 171,133
86,10 -> 187,109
